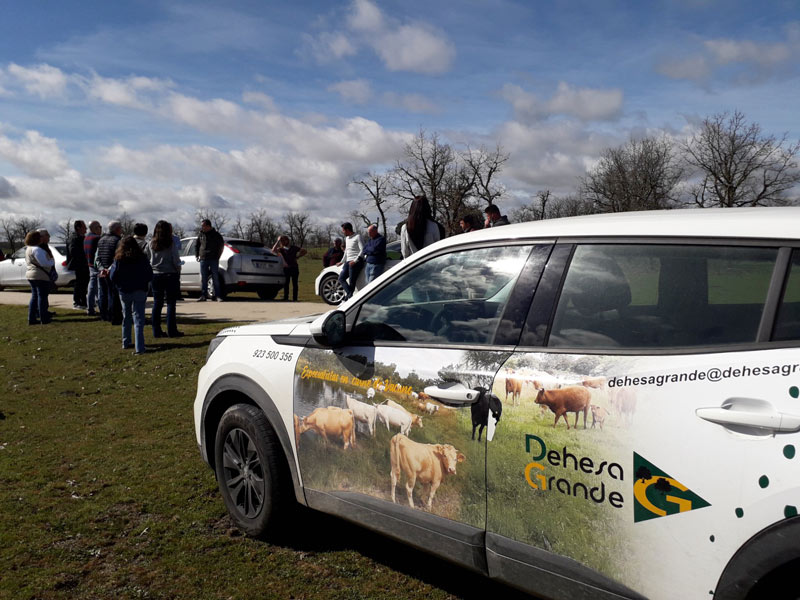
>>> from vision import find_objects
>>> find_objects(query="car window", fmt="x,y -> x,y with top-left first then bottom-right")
772,249 -> 800,341
226,241 -> 273,256
353,245 -> 534,345
13,248 -> 26,259
547,244 -> 778,348
386,241 -> 402,261
181,239 -> 195,257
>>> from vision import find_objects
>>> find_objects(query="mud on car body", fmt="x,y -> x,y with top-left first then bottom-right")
195,207 -> 800,600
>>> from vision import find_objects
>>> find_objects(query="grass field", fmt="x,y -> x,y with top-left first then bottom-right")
0,304 -> 529,600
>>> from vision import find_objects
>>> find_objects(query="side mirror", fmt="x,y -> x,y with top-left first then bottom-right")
310,310 -> 346,347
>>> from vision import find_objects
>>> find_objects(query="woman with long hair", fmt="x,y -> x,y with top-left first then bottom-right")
110,235 -> 153,354
146,220 -> 182,337
24,230 -> 53,325
400,195 -> 442,258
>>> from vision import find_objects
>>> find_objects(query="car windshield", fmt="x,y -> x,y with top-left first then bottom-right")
226,241 -> 273,256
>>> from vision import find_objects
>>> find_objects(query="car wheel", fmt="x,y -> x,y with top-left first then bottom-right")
257,286 -> 280,300
320,273 -> 345,305
208,276 -> 227,300
214,404 -> 289,538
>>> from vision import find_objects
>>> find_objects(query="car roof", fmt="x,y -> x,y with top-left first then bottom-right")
438,207 -> 800,247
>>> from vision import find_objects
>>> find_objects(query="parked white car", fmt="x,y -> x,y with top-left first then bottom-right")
195,207 -> 800,600
0,244 -> 75,289
314,240 -> 403,304
179,237 -> 285,300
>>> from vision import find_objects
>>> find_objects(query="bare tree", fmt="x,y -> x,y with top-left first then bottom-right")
195,209 -> 229,233
172,223 -> 186,239
229,214 -> 251,240
118,211 -> 136,236
57,218 -> 74,243
284,211 -> 313,248
683,110 -> 800,207
392,130 -> 454,218
247,210 -> 280,245
464,144 -> 509,206
352,173 -> 393,238
1,217 -> 42,251
512,190 -> 594,223
582,136 -> 683,213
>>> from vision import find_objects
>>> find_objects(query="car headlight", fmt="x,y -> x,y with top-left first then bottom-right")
206,336 -> 226,362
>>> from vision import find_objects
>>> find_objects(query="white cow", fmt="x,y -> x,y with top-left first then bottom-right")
387,399 -> 423,429
376,404 -> 412,436
367,387 -> 376,400
346,395 -> 378,436
425,402 -> 439,415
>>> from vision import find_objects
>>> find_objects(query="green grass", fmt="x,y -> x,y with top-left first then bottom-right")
0,305 -> 527,600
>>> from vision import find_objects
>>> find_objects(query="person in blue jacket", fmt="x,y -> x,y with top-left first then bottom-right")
359,224 -> 387,283
110,236 -> 153,354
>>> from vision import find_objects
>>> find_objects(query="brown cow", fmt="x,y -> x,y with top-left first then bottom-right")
590,404 -> 608,430
535,386 -> 592,429
505,371 -> 523,406
390,433 -> 465,511
610,387 -> 637,426
297,406 -> 356,449
582,376 -> 607,389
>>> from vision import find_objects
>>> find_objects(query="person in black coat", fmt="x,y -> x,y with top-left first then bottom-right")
95,221 -> 123,323
66,220 -> 89,310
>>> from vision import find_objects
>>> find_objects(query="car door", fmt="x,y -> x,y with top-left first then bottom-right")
179,238 -> 199,290
7,247 -> 28,286
486,241 -> 800,600
292,241 -> 550,572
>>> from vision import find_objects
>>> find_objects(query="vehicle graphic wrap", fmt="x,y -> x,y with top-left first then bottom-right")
487,350 -> 800,599
293,346 -> 510,527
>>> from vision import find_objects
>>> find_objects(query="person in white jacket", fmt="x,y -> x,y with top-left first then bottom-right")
337,222 -> 364,301
24,230 -> 55,325
400,195 -> 442,258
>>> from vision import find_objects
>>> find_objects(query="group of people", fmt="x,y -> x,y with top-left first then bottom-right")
25,219 -> 184,355
332,196 -> 510,302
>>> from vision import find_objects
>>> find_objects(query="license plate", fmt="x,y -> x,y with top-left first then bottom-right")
253,261 -> 267,269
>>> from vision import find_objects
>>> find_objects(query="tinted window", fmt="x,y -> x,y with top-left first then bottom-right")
548,244 -> 778,348
773,249 -> 800,341
353,245 -> 533,345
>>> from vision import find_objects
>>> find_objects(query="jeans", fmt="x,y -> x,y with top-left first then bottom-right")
87,267 -> 99,313
338,261 -> 363,300
365,262 -> 385,283
28,279 -> 51,324
152,272 -> 180,335
119,289 -> 147,353
98,275 -> 122,323
73,268 -> 89,307
199,259 -> 221,298
283,266 -> 299,301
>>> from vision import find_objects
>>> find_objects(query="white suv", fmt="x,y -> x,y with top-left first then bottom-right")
194,207 -> 800,600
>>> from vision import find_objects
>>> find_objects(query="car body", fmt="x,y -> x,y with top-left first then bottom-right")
179,237 -> 284,300
194,207 -> 800,600
315,240 -> 403,304
0,244 -> 75,289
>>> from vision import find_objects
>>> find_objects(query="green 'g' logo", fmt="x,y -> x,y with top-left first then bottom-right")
633,453 -> 710,523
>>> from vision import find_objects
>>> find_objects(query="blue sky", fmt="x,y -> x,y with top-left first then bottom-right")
0,0 -> 798,234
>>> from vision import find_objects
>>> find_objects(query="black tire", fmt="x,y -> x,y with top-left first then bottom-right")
320,273 -> 345,305
214,404 -> 289,538
257,286 -> 281,300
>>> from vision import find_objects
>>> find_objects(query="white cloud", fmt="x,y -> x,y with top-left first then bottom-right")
86,73 -> 172,108
306,0 -> 455,75
328,79 -> 372,104
376,24 -> 455,75
242,91 -> 278,112
0,175 -> 18,198
657,25 -> 800,84
0,130 -> 70,178
6,63 -> 69,98
500,82 -> 623,122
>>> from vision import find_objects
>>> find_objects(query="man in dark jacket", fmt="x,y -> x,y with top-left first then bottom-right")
66,220 -> 89,310
484,204 -> 511,227
84,221 -> 102,315
322,238 -> 344,267
195,219 -> 225,301
359,224 -> 387,283
95,220 -> 123,323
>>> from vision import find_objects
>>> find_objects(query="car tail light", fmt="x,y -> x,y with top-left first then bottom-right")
225,243 -> 239,254
236,281 -> 246,286
62,260 -> 68,266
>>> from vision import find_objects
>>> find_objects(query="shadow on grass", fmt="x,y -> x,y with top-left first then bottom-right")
271,506 -> 532,600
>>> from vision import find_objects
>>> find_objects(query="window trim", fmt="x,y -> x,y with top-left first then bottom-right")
516,239 -> 798,356
346,239 -> 552,348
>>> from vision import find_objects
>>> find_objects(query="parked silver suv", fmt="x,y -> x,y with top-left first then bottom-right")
179,237 -> 284,300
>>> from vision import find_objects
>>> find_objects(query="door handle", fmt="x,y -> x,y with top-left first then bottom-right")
424,382 -> 480,405
696,397 -> 800,434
